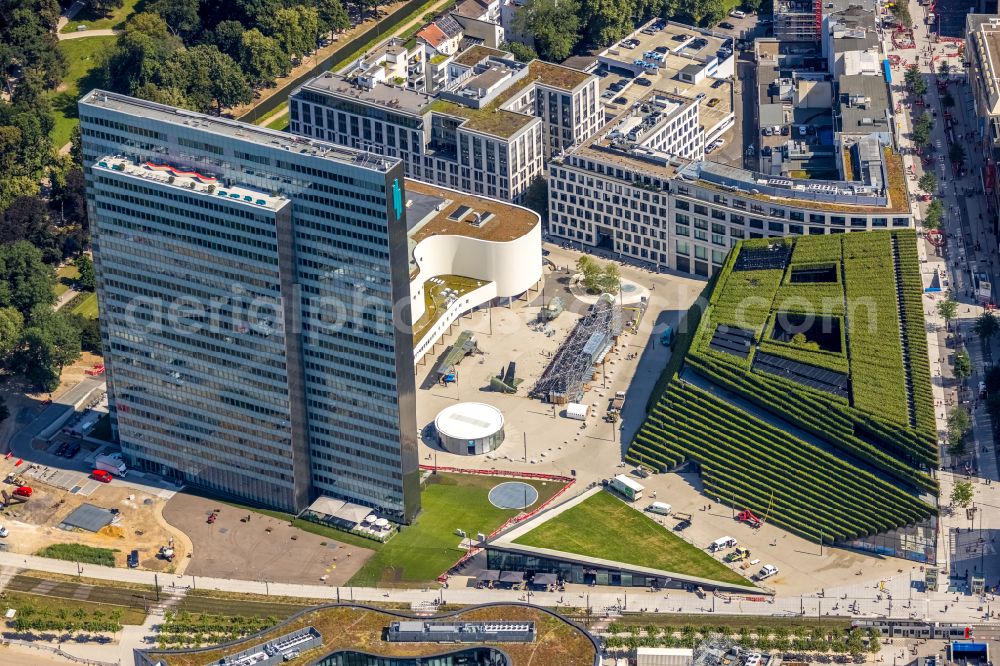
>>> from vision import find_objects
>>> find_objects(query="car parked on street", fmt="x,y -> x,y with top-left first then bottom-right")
91,469 -> 113,483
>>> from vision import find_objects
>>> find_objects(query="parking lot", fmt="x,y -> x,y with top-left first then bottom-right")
163,493 -> 374,585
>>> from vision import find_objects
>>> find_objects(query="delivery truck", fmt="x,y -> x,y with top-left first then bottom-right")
95,455 -> 128,477
609,474 -> 644,501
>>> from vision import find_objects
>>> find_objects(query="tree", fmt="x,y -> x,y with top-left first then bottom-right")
105,13 -> 184,95
942,91 -> 955,108
67,313 -> 101,353
264,6 -> 320,60
951,480 -> 974,508
0,241 -> 55,318
947,407 -> 971,455
161,45 -> 252,113
75,255 -> 95,291
974,311 -> 999,341
597,262 -> 621,294
890,2 -> 911,30
315,0 -> 350,35
0,307 -> 24,360
90,0 -> 125,16
239,29 -> 289,89
912,112 -> 933,149
209,20 -> 246,60
954,347 -> 972,381
938,60 -> 951,77
904,64 -> 920,89
13,309 -> 81,391
949,142 -> 966,166
501,41 -> 538,63
937,297 -> 958,330
146,0 -> 202,39
514,0 -> 581,62
576,255 -> 601,291
918,171 -> 936,194
924,198 -> 943,230
1,195 -> 60,262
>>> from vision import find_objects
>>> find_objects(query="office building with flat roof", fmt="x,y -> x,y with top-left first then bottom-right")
289,46 -> 600,202
967,13 -> 1000,236
78,90 -> 421,521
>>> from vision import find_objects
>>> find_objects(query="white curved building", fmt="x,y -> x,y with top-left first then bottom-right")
434,402 -> 506,454
405,180 -> 542,364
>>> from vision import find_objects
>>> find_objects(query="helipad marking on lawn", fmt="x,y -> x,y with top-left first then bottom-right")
489,482 -> 538,510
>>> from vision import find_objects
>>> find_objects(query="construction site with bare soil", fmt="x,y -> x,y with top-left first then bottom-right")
0,455 -> 185,571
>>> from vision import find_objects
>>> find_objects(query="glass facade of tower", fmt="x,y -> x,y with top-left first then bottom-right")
78,91 -> 420,521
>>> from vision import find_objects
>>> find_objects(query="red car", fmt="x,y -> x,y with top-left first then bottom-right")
90,469 -> 112,483
207,513 -> 217,524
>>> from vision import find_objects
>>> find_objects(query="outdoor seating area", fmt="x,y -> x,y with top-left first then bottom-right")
300,497 -> 397,543
474,570 -> 564,591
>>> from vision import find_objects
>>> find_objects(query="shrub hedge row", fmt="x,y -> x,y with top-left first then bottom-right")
841,232 -> 910,425
683,231 -> 937,491
627,382 -> 934,543
893,229 -> 937,440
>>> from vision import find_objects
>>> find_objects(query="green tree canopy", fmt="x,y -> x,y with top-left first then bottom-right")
146,0 -> 202,39
947,407 -> 971,455
13,308 -> 81,391
936,297 -> 958,327
75,255 -> 95,292
951,480 -> 974,508
501,41 -> 538,63
924,199 -> 943,230
0,241 -> 55,318
954,347 -> 972,381
974,311 -> 999,340
0,307 -> 24,361
514,0 -> 581,62
918,171 -> 936,194
949,142 -> 966,166
239,29 -> 290,89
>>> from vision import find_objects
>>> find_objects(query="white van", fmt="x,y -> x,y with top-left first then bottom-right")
710,536 -> 737,552
730,10 -> 747,19
647,501 -> 672,516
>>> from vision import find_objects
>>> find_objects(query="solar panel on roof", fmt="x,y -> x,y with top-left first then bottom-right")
448,205 -> 471,221
733,244 -> 791,272
709,325 -> 754,358
752,351 -> 850,398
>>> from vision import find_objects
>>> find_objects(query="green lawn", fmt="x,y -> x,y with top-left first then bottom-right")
347,473 -> 563,586
60,0 -> 141,33
265,111 -> 289,131
70,291 -> 99,319
512,491 -> 751,586
50,36 -> 116,149
54,263 -> 80,297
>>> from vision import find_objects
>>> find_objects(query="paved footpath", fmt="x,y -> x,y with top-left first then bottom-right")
0,550 -> 994,624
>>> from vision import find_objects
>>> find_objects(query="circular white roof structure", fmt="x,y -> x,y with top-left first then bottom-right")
435,402 -> 505,441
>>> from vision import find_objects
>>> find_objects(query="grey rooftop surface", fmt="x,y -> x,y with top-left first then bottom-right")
80,90 -> 401,174
300,72 -> 435,115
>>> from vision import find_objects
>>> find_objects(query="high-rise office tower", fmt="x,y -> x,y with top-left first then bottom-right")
78,90 -> 420,521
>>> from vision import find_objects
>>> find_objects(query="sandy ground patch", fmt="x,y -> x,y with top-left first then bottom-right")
163,493 -> 374,586
0,458 -> 184,570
